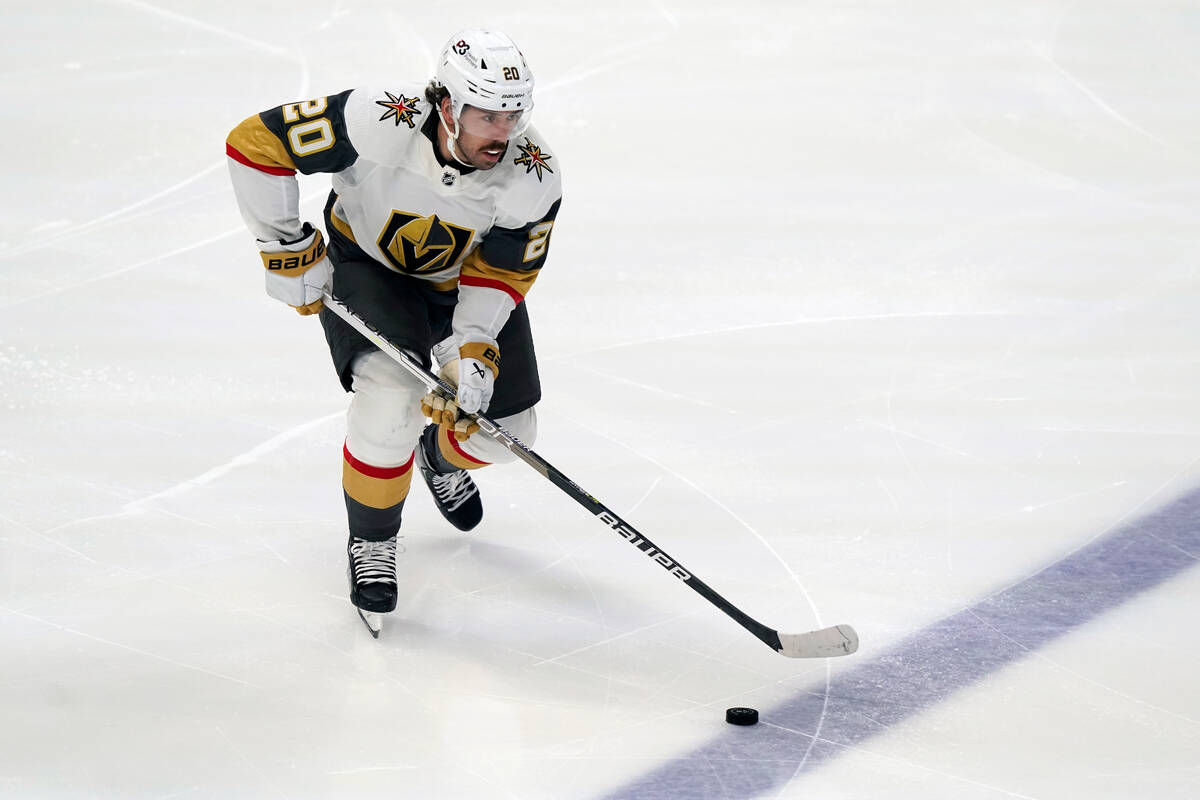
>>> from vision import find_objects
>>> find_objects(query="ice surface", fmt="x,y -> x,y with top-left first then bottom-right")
2,1 -> 1199,798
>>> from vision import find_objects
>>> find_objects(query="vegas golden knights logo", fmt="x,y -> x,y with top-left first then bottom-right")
513,138 -> 553,181
377,212 -> 474,275
375,91 -> 422,129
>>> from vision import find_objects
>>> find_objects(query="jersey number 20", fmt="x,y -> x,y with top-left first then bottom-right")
283,98 -> 336,156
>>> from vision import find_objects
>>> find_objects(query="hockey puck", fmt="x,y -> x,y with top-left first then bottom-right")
725,707 -> 759,726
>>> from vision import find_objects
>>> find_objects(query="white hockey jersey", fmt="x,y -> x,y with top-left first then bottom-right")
226,83 -> 561,346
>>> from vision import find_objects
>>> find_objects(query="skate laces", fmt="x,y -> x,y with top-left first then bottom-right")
429,468 -> 478,512
349,537 -> 400,585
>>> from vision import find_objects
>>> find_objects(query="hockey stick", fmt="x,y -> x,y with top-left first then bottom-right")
322,291 -> 858,659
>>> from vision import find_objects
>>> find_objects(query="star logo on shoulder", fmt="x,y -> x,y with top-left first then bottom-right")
375,91 -> 422,129
513,138 -> 554,181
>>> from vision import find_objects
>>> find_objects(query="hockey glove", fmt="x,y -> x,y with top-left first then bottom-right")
420,342 -> 500,441
258,223 -> 331,315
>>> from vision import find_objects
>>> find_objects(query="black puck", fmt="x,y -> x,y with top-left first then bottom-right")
725,707 -> 759,726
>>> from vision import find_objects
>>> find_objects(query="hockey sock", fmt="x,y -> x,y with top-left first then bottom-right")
342,443 -> 414,540
425,423 -> 490,473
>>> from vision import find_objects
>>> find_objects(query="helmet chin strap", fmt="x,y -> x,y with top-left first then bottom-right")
438,105 -> 472,168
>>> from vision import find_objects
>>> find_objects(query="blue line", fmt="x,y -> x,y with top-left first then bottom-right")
600,487 -> 1200,799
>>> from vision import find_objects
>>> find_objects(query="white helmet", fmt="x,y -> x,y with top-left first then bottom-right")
434,29 -> 534,158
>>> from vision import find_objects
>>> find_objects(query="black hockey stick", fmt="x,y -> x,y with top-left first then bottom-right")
322,292 -> 858,658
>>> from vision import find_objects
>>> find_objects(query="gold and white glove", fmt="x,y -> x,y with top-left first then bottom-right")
258,223 -> 331,315
420,341 -> 500,441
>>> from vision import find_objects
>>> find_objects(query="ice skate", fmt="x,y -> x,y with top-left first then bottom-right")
347,535 -> 400,637
416,426 -> 483,531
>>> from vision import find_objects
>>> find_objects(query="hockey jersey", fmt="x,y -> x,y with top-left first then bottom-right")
226,83 -> 561,348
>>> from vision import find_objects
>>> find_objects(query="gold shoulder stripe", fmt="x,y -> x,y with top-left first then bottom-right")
227,114 -> 298,174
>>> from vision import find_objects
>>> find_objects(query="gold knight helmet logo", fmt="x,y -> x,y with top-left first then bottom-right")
377,211 -> 474,275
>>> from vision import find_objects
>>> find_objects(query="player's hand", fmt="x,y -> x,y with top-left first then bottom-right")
420,343 -> 499,440
420,362 -> 478,441
258,223 -> 331,315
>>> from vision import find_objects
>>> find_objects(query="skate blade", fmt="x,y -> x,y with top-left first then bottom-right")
357,609 -> 382,639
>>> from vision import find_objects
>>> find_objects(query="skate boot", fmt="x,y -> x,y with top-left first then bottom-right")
347,534 -> 400,637
416,425 -> 483,531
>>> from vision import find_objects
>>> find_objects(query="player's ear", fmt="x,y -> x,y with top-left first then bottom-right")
439,97 -> 454,125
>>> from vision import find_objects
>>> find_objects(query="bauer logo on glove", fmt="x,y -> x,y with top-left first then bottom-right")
257,223 -> 332,315
263,236 -> 326,274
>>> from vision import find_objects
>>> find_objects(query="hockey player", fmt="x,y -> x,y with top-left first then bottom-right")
225,30 -> 561,633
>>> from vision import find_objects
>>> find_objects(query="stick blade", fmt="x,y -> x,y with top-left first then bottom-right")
777,624 -> 858,658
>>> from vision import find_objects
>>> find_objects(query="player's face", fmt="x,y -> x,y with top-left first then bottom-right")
444,102 -> 527,169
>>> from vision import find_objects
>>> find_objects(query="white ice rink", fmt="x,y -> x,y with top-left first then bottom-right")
3,1 -> 1200,797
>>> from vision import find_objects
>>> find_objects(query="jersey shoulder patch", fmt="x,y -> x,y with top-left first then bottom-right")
343,83 -> 433,167
369,88 -> 426,130
509,135 -> 556,183
493,125 -> 561,227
